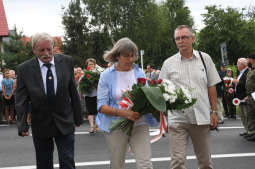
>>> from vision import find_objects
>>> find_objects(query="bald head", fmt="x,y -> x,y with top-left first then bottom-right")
237,58 -> 248,71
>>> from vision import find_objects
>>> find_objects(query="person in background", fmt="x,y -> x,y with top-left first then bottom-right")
223,68 -> 236,119
96,37 -> 157,169
84,58 -> 99,135
2,69 -> 15,124
216,79 -> 225,124
146,64 -> 159,84
16,32 -> 83,169
218,63 -> 229,117
9,70 -> 17,123
0,68 -> 3,122
244,54 -> 255,141
159,25 -> 220,169
232,58 -> 249,136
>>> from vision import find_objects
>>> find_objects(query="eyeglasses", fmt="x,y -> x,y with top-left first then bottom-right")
174,35 -> 192,41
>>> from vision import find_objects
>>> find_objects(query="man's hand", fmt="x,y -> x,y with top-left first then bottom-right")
210,113 -> 218,129
232,78 -> 239,84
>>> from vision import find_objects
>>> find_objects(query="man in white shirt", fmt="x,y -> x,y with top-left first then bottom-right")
232,58 -> 249,136
160,25 -> 221,169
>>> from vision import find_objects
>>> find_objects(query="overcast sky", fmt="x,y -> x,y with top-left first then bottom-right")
2,0 -> 255,37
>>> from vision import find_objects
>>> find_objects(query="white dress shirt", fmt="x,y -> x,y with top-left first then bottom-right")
38,58 -> 58,94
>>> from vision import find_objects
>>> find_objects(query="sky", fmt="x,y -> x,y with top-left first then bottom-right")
2,0 -> 255,37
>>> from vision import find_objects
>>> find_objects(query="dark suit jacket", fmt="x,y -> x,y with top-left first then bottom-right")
16,54 -> 83,138
235,68 -> 249,100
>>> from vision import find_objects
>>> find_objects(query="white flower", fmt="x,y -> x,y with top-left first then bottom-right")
169,94 -> 177,103
162,79 -> 176,94
163,93 -> 170,101
180,86 -> 192,101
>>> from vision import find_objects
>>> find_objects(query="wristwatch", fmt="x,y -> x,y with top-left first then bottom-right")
210,110 -> 218,116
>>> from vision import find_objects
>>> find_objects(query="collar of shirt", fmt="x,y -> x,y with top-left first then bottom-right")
237,67 -> 248,80
109,63 -> 140,72
38,57 -> 55,69
178,49 -> 200,61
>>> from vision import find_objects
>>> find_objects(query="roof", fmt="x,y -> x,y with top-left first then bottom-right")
0,0 -> 9,37
21,36 -> 63,54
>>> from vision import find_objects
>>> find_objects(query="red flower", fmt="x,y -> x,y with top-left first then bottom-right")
87,66 -> 91,71
151,80 -> 157,85
137,78 -> 146,86
157,79 -> 162,84
228,88 -> 234,94
86,74 -> 91,79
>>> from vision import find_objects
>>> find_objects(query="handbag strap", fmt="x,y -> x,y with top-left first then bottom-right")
199,51 -> 207,77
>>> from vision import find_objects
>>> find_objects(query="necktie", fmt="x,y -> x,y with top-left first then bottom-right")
44,63 -> 55,102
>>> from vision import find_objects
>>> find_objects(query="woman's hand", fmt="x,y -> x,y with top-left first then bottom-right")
124,109 -> 140,122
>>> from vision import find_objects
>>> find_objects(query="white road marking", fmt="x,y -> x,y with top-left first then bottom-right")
0,125 -> 8,127
1,152 -> 255,169
4,126 -> 244,137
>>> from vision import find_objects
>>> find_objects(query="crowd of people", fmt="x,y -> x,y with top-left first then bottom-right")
216,57 -> 255,142
0,24 -> 253,169
0,68 -> 17,124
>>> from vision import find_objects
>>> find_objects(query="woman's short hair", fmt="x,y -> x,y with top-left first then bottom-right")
31,33 -> 54,49
103,37 -> 139,63
86,58 -> 96,65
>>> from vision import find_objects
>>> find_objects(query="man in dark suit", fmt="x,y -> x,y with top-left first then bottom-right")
218,63 -> 229,117
146,64 -> 159,84
232,58 -> 249,136
16,33 -> 83,169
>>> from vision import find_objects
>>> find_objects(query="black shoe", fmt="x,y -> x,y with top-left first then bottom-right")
239,132 -> 248,136
244,133 -> 255,139
246,134 -> 255,141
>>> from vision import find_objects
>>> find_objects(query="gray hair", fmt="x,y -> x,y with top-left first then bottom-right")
31,32 -> 54,49
174,25 -> 194,37
103,37 -> 139,63
238,58 -> 248,66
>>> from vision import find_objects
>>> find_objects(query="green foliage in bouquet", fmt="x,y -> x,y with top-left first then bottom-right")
109,78 -> 166,135
79,71 -> 100,94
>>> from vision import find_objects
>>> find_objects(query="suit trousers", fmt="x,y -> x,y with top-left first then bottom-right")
105,125 -> 153,169
246,100 -> 255,135
239,104 -> 249,131
168,123 -> 213,169
32,131 -> 75,169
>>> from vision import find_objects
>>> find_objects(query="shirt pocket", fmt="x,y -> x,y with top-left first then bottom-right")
197,65 -> 208,86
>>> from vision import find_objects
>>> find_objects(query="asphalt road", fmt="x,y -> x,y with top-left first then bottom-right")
0,118 -> 255,169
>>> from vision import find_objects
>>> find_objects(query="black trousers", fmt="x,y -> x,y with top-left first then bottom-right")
32,131 -> 75,169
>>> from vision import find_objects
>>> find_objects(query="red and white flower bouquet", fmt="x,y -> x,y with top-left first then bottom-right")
109,78 -> 166,135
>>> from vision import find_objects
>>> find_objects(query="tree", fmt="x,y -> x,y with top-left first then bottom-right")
62,0 -> 193,68
197,5 -> 255,67
154,0 -> 194,67
3,27 -> 33,70
62,0 -> 90,66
